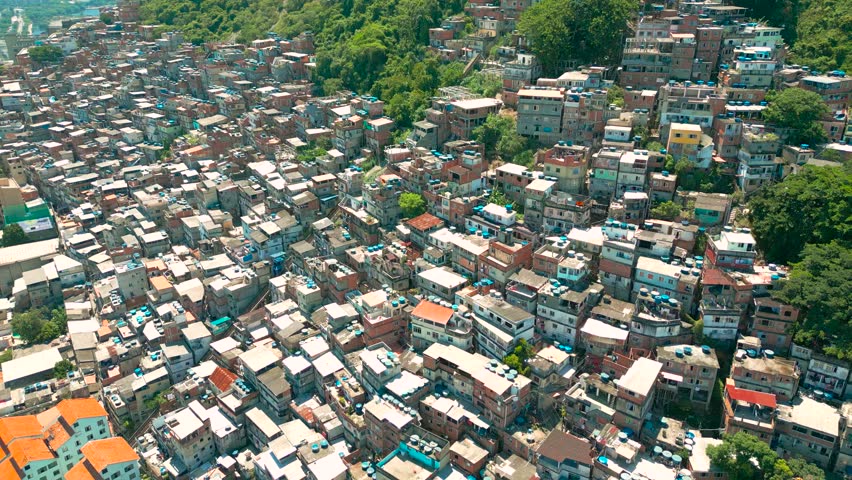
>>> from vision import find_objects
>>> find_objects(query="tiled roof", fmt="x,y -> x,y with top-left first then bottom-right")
55,398 -> 107,426
45,420 -> 73,450
536,430 -> 592,465
80,437 -> 138,472
64,461 -> 98,480
0,458 -> 22,480
406,213 -> 443,232
7,437 -> 55,466
210,366 -> 238,392
0,416 -> 42,446
726,382 -> 777,408
701,267 -> 734,286
411,300 -> 454,326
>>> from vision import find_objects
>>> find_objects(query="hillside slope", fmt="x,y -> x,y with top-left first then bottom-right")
140,0 -> 467,127
789,0 -> 852,72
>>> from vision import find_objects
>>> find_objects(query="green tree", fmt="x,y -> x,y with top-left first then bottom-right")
789,0 -> 852,72
774,241 -> 852,358
650,201 -> 682,221
11,307 -> 66,344
707,432 -> 780,480
461,71 -> 502,97
486,188 -> 511,208
518,0 -> 635,75
747,165 -> 851,264
513,150 -> 536,169
516,0 -> 573,75
122,419 -> 136,432
28,45 -> 64,63
473,114 -> 529,162
0,349 -> 12,363
692,319 -> 705,343
99,13 -> 114,25
11,309 -> 46,344
438,62 -> 466,87
50,308 -> 68,335
53,359 -> 74,379
2,224 -> 29,247
606,85 -> 625,108
502,339 -> 533,376
39,321 -> 61,343
144,390 -> 169,411
646,141 -> 664,152
763,88 -> 830,145
779,457 -> 825,480
399,192 -> 426,218
497,130 -> 530,162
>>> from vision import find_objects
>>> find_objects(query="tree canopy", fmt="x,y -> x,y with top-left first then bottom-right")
763,88 -> 830,146
139,0 -> 470,128
461,71 -> 503,98
788,0 -> 852,72
473,114 -> 533,165
650,201 -> 682,221
747,165 -> 851,264
707,432 -> 825,480
776,241 -> 852,359
503,339 -> 533,376
140,0 -> 285,44
11,307 -> 69,344
399,192 -> 426,218
1,224 -> 29,247
53,359 -> 74,379
517,0 -> 634,75
28,45 -> 64,63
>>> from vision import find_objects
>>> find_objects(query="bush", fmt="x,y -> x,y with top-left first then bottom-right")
53,359 -> 74,379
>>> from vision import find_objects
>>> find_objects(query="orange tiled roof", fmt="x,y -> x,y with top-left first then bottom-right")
80,437 -> 138,471
7,437 -> 55,466
0,416 -> 42,446
405,212 -> 443,232
410,300 -> 454,326
45,420 -> 73,450
64,461 -> 98,480
0,458 -> 21,480
55,398 -> 107,426
210,366 -> 238,392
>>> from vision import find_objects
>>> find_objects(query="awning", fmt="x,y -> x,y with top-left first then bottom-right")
661,371 -> 684,383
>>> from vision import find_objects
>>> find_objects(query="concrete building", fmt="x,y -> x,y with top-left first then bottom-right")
655,345 -> 720,411
517,88 -> 564,144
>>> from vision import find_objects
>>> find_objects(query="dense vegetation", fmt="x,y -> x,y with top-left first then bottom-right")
748,165 -> 851,265
0,1 -> 114,35
11,307 -> 68,344
777,241 -> 852,358
736,0 -> 851,72
708,432 -> 825,480
53,359 -> 74,379
748,165 -> 852,358
28,45 -> 64,63
140,0 -> 284,44
763,88 -> 829,146
788,0 -> 852,72
473,114 -> 534,166
1,224 -> 30,247
517,0 -> 635,76
141,0 -> 471,127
